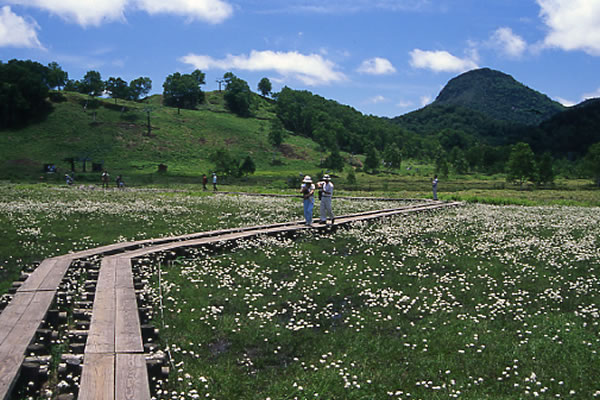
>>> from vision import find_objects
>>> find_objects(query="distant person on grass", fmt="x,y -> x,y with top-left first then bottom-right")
318,174 -> 334,225
432,175 -> 439,200
202,174 -> 208,191
300,175 -> 315,225
101,169 -> 109,189
212,173 -> 218,191
116,175 -> 124,189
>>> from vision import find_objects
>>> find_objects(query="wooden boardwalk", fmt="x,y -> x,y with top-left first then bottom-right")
0,199 -> 461,400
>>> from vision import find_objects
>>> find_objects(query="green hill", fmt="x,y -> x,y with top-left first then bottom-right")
433,68 -> 565,125
391,68 -> 571,150
0,91 -> 322,184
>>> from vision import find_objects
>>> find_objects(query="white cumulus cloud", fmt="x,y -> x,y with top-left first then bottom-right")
357,57 -> 396,75
0,6 -> 43,48
409,49 -> 478,73
537,0 -> 600,55
6,0 -> 128,26
4,0 -> 233,27
135,0 -> 233,23
491,27 -> 527,57
180,50 -> 346,86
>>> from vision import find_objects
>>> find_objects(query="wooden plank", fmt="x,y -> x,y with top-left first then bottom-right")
116,353 -> 150,400
79,353 -> 115,400
115,288 -> 142,353
0,349 -> 24,400
114,257 -> 133,290
86,258 -> 116,354
33,256 -> 72,291
0,292 -> 34,345
15,259 -> 57,292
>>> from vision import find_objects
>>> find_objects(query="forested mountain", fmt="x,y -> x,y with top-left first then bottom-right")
388,67 -> 600,160
391,68 -> 568,145
535,98 -> 600,157
433,68 -> 565,125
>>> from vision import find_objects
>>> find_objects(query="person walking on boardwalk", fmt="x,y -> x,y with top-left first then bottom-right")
318,174 -> 335,224
202,174 -> 208,191
101,169 -> 109,189
300,175 -> 315,225
432,175 -> 439,200
212,173 -> 218,191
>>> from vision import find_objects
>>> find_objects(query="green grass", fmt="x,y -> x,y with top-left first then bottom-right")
148,203 -> 600,399
1,185 -> 599,399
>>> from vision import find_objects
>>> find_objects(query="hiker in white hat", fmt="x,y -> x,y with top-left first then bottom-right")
300,175 -> 315,225
317,174 -> 334,225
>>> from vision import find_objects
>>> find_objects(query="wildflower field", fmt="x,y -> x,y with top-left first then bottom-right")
148,203 -> 600,400
1,184 -> 599,399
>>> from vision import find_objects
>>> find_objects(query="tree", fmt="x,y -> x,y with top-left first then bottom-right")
346,168 -> 357,185
585,142 -> 600,186
536,152 -> 555,185
435,154 -> 449,178
80,70 -> 104,97
449,146 -> 469,174
258,77 -> 272,97
163,69 -> 205,112
323,148 -> 345,171
1,59 -> 51,128
383,142 -> 402,169
129,77 -> 152,101
506,142 -> 536,186
268,118 -> 285,147
223,73 -> 252,117
209,148 -> 239,177
47,62 -> 68,90
364,145 -> 380,173
239,155 -> 256,176
105,77 -> 129,104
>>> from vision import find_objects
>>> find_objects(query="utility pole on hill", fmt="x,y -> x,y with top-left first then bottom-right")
216,79 -> 225,92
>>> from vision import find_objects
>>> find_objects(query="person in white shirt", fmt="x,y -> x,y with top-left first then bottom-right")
432,175 -> 438,200
318,174 -> 334,224
300,175 -> 315,225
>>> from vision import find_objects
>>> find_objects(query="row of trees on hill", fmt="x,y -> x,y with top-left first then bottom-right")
64,71 -> 152,103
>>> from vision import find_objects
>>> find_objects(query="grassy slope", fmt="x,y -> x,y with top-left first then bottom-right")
0,91 -> 323,184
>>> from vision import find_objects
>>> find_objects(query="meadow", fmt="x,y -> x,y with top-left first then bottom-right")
146,202 -> 600,399
0,184 -> 599,399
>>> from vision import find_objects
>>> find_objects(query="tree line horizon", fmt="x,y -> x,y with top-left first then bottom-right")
1,58 -> 599,187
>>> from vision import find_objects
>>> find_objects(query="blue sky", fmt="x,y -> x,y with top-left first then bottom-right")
1,0 -> 600,117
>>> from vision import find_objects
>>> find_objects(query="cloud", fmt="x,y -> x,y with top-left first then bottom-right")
180,50 -> 346,86
555,97 -> 576,107
491,27 -> 527,57
4,0 -> 233,27
420,95 -> 432,107
135,0 -> 233,23
537,0 -> 600,55
6,0 -> 128,26
396,99 -> 414,108
254,0 -> 432,14
583,87 -> 600,100
357,57 -> 396,75
409,49 -> 478,73
0,6 -> 43,48
365,95 -> 387,104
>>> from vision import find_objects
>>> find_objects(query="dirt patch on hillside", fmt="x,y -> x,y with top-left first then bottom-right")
279,144 -> 308,160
